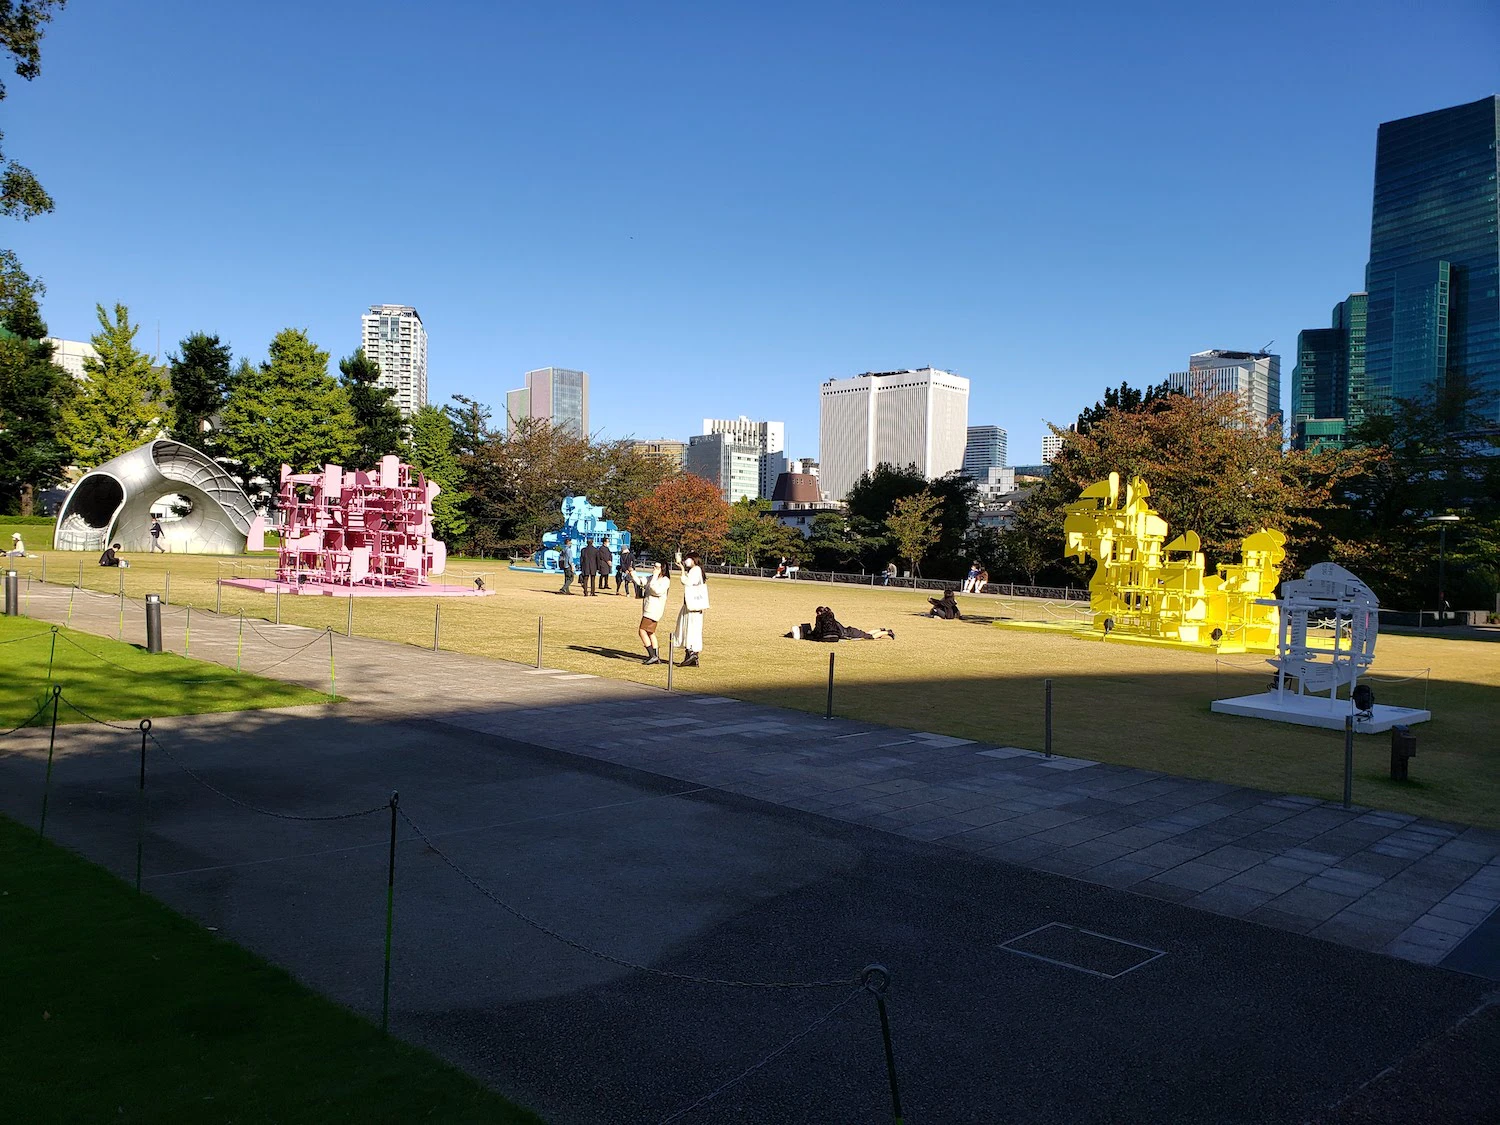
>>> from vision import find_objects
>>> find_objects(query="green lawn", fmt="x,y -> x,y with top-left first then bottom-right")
0,615 -> 330,728
0,814 -> 542,1124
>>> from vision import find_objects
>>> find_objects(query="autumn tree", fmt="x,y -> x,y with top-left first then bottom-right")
59,303 -> 168,467
626,473 -> 729,559
886,488 -> 943,576
218,328 -> 355,494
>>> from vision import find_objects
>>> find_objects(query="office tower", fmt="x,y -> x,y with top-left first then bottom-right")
703,416 -> 785,498
41,338 -> 99,380
630,439 -> 687,470
1364,96 -> 1500,426
1041,428 -> 1065,464
685,432 -> 761,503
1166,350 -> 1282,426
359,305 -> 427,415
505,367 -> 589,435
962,425 -> 1009,478
1291,293 -> 1368,450
818,368 -> 970,502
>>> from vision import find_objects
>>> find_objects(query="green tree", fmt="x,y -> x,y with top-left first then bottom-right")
0,1 -> 64,221
58,303 -> 167,467
218,328 -> 355,494
886,488 -> 943,576
405,404 -> 468,543
339,347 -> 404,468
726,497 -> 804,566
0,273 -> 71,512
445,394 -> 491,458
806,511 -> 871,571
167,332 -> 232,450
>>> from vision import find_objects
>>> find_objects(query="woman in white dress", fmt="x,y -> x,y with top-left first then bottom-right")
637,561 -> 671,665
673,553 -> 708,667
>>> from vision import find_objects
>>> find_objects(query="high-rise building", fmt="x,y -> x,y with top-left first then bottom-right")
962,425 -> 1008,479
818,368 -> 969,502
703,415 -> 785,497
1291,293 -> 1368,450
631,439 -> 687,470
41,338 -> 99,380
685,432 -> 761,503
1166,350 -> 1282,426
505,367 -> 589,435
1364,96 -> 1500,427
359,305 -> 427,415
1041,427 -> 1066,464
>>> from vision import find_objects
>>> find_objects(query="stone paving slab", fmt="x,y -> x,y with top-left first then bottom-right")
16,581 -> 1500,980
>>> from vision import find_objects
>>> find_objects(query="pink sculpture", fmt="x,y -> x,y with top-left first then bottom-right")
270,455 -> 447,588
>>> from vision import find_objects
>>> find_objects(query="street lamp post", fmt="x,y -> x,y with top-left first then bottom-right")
1426,515 -> 1461,627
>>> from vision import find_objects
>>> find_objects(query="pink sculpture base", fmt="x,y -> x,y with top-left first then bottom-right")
219,578 -> 493,598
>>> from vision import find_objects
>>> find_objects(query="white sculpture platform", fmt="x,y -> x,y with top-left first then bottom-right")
1211,692 -> 1431,734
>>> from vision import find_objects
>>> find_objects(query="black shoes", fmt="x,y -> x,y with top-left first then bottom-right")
680,651 -> 700,667
643,650 -> 660,665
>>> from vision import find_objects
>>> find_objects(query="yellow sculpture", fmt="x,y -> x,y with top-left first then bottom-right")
1061,473 -> 1285,652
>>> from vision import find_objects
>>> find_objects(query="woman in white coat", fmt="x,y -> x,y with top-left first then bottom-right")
673,553 -> 708,666
637,561 -> 672,665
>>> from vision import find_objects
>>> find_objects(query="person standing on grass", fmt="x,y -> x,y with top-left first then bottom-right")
597,539 -> 613,592
673,552 -> 708,666
579,537 -> 599,596
618,544 -> 635,596
149,518 -> 166,553
637,560 -> 672,664
882,560 -> 898,586
558,538 -> 577,594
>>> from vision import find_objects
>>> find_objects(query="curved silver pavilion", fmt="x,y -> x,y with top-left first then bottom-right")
54,439 -> 257,555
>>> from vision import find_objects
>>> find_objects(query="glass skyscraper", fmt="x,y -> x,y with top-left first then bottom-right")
1364,96 -> 1500,425
1291,293 -> 1366,450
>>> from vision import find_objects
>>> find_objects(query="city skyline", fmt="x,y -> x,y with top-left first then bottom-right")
9,4 -> 1497,463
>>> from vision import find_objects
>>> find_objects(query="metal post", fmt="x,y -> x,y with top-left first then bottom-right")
3,569 -> 16,616
216,576 -> 222,615
666,633 -> 674,692
40,555 -> 45,584
346,593 -> 353,637
77,557 -> 83,587
862,966 -> 905,1125
47,625 -> 57,681
432,601 -> 440,651
136,718 -> 151,892
118,589 -> 124,641
119,567 -> 124,597
275,585 -> 281,625
382,791 -> 399,1035
1044,678 -> 1053,757
826,652 -> 835,719
1343,714 -> 1354,810
184,605 -> 191,655
536,615 -> 543,669
1436,523 -> 1448,627
67,586 -> 74,626
37,685 -> 61,839
328,627 -> 335,701
236,609 -> 244,672
164,571 -> 170,606
144,594 -> 162,654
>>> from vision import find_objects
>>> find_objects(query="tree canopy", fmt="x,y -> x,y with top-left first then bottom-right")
405,404 -> 468,543
0,271 -> 71,512
58,303 -> 167,467
167,332 -> 233,450
0,0 -> 64,220
339,347 -> 405,468
626,473 -> 729,559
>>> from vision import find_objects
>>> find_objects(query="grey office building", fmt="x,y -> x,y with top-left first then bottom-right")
961,425 -> 1008,479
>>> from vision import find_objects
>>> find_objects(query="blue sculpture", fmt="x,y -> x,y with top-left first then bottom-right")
524,495 -> 632,573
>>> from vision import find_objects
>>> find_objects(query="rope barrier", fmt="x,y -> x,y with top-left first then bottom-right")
147,732 -> 387,822
655,989 -> 863,1124
244,631 -> 328,675
398,807 -> 858,991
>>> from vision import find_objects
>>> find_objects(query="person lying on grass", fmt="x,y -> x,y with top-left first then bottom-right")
785,606 -> 895,641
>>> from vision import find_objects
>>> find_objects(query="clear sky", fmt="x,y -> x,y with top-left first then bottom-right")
8,0 -> 1498,463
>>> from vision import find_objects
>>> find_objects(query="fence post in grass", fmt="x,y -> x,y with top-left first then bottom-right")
346,593 -> 353,637
136,718 -> 151,892
215,574 -> 222,615
236,609 -> 244,673
382,791 -> 399,1035
40,555 -> 46,584
1343,714 -> 1354,810
328,627 -> 335,701
826,652 -> 835,719
536,615 -> 543,669
37,685 -> 61,840
47,625 -> 57,681
184,605 -> 191,655
862,965 -> 906,1125
1044,678 -> 1053,758
118,567 -> 124,598
77,557 -> 83,587
432,600 -> 440,651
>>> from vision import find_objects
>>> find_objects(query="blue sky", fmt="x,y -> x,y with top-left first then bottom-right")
8,0 -> 1498,463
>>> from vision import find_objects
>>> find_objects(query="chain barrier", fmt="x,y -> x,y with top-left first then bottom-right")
0,629 -> 55,646
244,631 -> 328,675
147,732 -> 387,822
0,694 -> 54,738
246,619 -> 325,650
57,694 -> 148,731
655,988 -> 863,1124
398,807 -> 858,991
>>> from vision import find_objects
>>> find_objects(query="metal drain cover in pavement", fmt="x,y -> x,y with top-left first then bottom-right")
999,923 -> 1166,979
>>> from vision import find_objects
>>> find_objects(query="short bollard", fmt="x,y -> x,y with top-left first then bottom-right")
327,628 -> 336,700
37,685 -> 62,839
536,615 -> 543,669
432,601 -> 440,651
862,965 -> 906,1125
1044,678 -> 1053,757
1343,714 -> 1354,809
136,719 -> 151,892
236,609 -> 245,672
1390,725 -> 1416,782
382,791 -> 399,1035
825,651 -> 836,719
3,569 -> 17,616
666,633 -> 675,692
144,594 -> 163,654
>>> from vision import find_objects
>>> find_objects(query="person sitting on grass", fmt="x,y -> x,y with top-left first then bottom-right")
7,532 -> 24,557
927,589 -> 961,620
99,542 -> 129,568
786,606 -> 895,641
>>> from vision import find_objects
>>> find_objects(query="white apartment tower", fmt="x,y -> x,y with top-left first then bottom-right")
818,368 -> 970,502
702,415 -> 785,498
1166,350 -> 1282,427
1041,427 -> 1066,464
360,304 -> 428,416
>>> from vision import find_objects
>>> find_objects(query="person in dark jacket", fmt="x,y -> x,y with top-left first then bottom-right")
99,542 -> 128,568
927,590 -> 961,620
558,538 -> 576,594
617,546 -> 636,595
579,539 -> 599,595
787,606 -> 894,641
596,540 -> 613,592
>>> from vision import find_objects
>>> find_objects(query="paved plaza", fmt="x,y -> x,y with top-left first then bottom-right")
3,580 -> 1499,1121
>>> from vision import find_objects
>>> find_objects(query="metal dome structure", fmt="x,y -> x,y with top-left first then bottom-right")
54,439 -> 259,555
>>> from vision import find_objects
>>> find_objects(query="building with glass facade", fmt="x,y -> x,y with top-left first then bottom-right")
961,425 -> 1008,479
703,415 -> 785,498
1291,293 -> 1367,450
505,367 -> 589,436
1166,350 -> 1282,427
685,432 -> 762,503
1364,95 -> 1500,426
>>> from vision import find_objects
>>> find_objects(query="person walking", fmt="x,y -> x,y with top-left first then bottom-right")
580,538 -> 599,596
149,518 -> 167,553
637,560 -> 671,664
558,538 -> 577,594
596,540 -> 613,592
673,552 -> 709,666
618,545 -> 636,596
